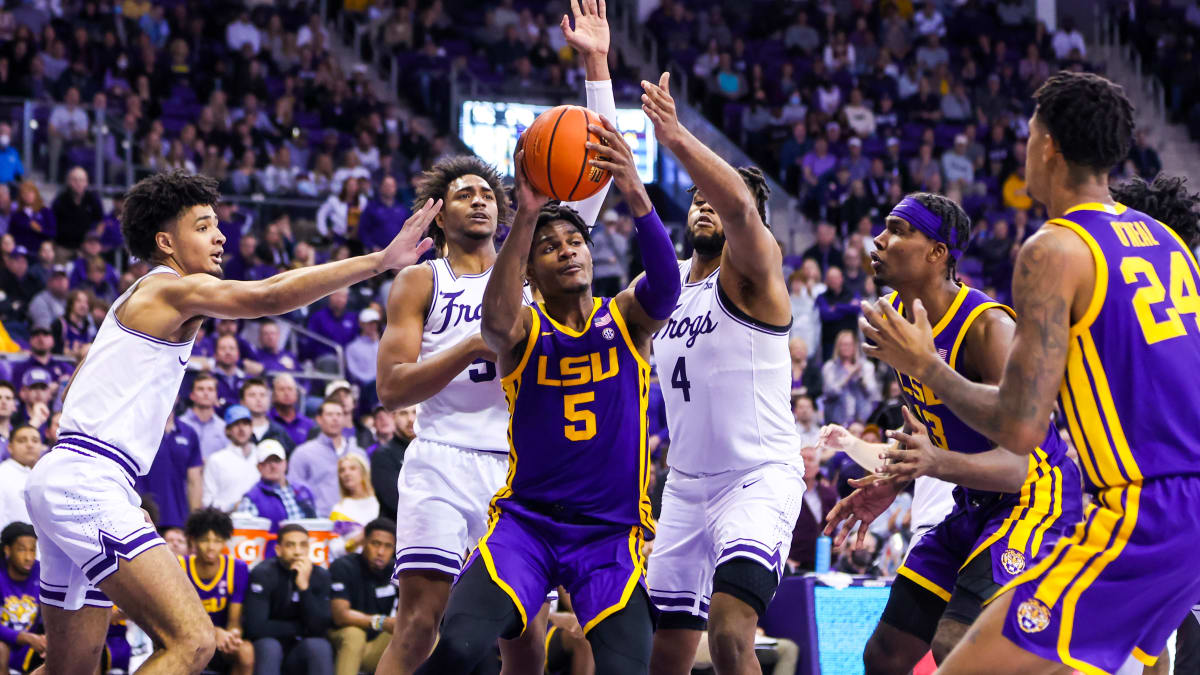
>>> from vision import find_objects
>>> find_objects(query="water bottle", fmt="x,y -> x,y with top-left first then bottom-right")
815,535 -> 831,574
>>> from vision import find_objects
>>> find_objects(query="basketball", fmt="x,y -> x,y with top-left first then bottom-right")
520,105 -> 613,201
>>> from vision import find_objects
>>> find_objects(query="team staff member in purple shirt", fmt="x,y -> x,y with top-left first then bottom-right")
268,374 -> 315,448
136,413 -> 202,529
305,289 -> 358,364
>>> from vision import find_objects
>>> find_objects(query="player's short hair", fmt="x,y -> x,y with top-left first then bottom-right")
1110,174 -> 1200,249
1,522 -> 35,549
240,377 -> 269,399
121,170 -> 221,262
277,523 -> 308,540
688,166 -> 771,227
531,202 -> 592,256
413,155 -> 511,254
363,518 -> 396,541
906,192 -> 972,281
184,507 -> 234,542
1032,72 -> 1134,176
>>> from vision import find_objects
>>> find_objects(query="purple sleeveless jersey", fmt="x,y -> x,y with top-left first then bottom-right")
498,297 -> 653,530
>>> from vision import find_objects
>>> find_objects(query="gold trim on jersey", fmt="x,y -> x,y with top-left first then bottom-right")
1063,202 -> 1127,216
500,307 -> 542,387
539,298 -> 603,338
958,447 -> 1062,570
1046,217 -> 1109,338
895,565 -> 952,602
609,299 -> 655,533
947,301 -> 1015,371
182,554 -> 233,593
886,284 -> 971,339
583,525 -> 646,634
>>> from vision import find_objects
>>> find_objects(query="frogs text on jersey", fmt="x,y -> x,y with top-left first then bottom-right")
651,309 -> 719,348
430,289 -> 483,335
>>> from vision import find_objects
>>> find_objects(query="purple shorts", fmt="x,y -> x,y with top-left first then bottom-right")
900,454 -> 1083,602
999,477 -> 1200,674
466,499 -> 648,635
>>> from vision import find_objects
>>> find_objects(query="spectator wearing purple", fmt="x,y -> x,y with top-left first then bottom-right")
9,183 -> 55,252
240,378 -> 295,456
90,192 -> 125,255
270,374 -> 315,447
802,222 -> 845,274
50,167 -> 103,249
14,368 -> 51,436
840,137 -> 871,182
137,413 -> 201,529
51,289 -> 96,358
197,318 -> 256,364
68,233 -> 116,286
288,400 -> 364,517
304,289 -> 357,365
212,334 -> 246,413
10,327 -> 72,397
816,266 -> 860,361
254,319 -> 298,374
359,176 -> 409,253
181,372 -> 229,460
236,443 -> 318,535
0,381 -> 17,461
801,137 -> 838,183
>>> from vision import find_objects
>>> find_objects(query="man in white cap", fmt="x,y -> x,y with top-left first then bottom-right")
346,308 -> 382,408
841,136 -> 871,182
202,405 -> 262,512
236,441 -> 318,533
941,134 -> 974,189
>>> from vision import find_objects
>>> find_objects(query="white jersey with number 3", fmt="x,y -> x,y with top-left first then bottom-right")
414,258 -> 525,454
652,261 -> 800,474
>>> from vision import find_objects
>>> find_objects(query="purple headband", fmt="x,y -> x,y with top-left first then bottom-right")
889,196 -> 962,260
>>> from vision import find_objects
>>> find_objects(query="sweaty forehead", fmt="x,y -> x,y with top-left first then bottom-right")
447,174 -> 491,194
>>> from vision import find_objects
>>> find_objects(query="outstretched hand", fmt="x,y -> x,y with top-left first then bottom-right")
879,406 -> 943,482
561,0 -> 608,57
859,297 -> 939,378
640,72 -> 684,148
824,474 -> 903,551
586,115 -> 647,205
381,198 -> 439,270
513,135 -> 550,214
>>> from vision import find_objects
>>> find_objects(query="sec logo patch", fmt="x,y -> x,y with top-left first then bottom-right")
1001,548 -> 1026,575
1017,598 -> 1052,633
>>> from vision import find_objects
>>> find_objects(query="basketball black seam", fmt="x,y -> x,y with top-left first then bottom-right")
566,109 -> 591,201
545,107 -> 570,198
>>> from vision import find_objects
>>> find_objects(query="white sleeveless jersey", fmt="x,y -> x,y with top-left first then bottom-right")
58,266 -> 196,476
413,258 -> 527,454
652,261 -> 800,474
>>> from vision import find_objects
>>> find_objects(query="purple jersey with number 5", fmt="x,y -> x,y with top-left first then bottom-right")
1049,202 -> 1200,489
498,297 -> 653,529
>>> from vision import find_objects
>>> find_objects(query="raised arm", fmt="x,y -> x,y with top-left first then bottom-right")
481,148 -> 543,371
375,264 -> 495,409
640,72 -> 784,282
587,116 -> 679,336
560,0 -> 615,228
861,228 -> 1087,455
144,200 -> 439,327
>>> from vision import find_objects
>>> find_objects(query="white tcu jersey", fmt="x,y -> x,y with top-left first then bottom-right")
414,258 -> 524,454
58,266 -> 196,475
652,261 -> 800,474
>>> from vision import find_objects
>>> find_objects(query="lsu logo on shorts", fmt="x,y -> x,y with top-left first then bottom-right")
1001,548 -> 1026,575
1017,597 -> 1051,633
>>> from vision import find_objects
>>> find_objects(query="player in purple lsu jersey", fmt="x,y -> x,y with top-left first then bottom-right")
863,71 -> 1200,674
822,192 -> 1081,673
413,118 -> 681,673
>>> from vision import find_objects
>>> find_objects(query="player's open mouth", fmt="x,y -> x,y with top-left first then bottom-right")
469,212 -> 490,223
695,217 -> 713,228
869,252 -> 882,269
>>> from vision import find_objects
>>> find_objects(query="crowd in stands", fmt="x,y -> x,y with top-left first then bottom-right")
1120,0 -> 1200,142
0,0 -> 1192,672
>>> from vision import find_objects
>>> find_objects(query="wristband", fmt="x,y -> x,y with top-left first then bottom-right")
371,615 -> 385,631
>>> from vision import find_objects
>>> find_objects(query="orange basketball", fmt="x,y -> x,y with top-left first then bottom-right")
520,105 -> 612,201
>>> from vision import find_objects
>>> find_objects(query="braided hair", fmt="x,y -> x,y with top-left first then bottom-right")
907,192 -> 972,281
1032,72 -> 1135,177
1110,174 -> 1200,249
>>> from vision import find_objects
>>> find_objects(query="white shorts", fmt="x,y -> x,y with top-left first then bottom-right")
646,461 -> 805,622
24,443 -> 164,611
392,438 -> 508,580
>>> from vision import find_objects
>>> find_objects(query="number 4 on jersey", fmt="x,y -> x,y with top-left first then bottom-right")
671,356 -> 691,402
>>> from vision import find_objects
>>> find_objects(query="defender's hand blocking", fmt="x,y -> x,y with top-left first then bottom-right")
824,478 -> 903,552
561,0 -> 608,57
641,72 -> 684,148
381,198 -> 440,270
859,298 -> 939,379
